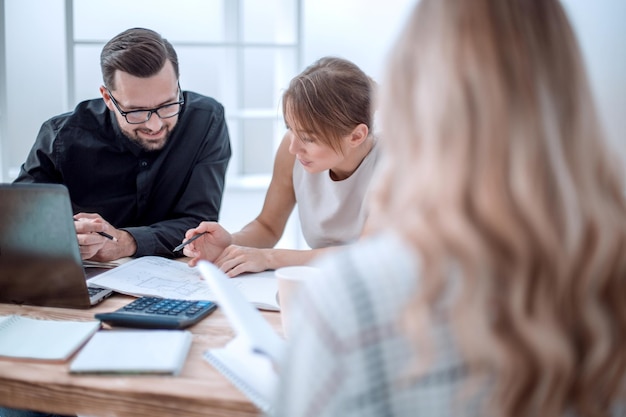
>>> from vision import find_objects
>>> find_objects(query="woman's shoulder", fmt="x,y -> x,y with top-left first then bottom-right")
348,137 -> 382,180
315,231 -> 416,274
307,232 -> 419,322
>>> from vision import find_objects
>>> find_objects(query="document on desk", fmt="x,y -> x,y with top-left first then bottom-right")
198,261 -> 285,414
87,256 -> 280,311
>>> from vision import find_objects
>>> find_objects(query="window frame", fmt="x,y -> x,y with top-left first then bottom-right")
65,0 -> 303,189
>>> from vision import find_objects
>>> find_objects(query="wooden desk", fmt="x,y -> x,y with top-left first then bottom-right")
0,294 -> 283,417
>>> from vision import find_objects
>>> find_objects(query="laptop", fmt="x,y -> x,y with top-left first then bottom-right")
0,183 -> 113,309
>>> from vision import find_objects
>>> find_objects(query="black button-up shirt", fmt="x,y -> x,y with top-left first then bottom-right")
15,91 -> 231,258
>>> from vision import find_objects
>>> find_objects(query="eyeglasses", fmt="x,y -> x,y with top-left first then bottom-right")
106,83 -> 185,124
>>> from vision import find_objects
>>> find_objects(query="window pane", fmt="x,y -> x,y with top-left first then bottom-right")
225,117 -> 240,182
74,45 -> 103,103
243,47 -> 298,110
242,118 -> 276,175
176,46 -> 235,112
242,0 -> 297,44
73,0 -> 225,42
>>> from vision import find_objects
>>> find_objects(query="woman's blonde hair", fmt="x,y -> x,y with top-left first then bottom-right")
371,0 -> 626,416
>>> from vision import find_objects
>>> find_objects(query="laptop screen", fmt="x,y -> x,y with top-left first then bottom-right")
0,183 -> 94,308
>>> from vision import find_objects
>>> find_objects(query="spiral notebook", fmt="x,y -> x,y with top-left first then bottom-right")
198,261 -> 285,413
203,338 -> 277,412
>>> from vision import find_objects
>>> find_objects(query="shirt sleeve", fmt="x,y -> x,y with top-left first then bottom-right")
13,118 -> 64,184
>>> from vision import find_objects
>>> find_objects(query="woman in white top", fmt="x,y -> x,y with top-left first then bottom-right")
183,57 -> 379,276
273,0 -> 626,416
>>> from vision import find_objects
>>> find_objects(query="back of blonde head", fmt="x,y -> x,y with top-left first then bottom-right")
371,0 -> 626,416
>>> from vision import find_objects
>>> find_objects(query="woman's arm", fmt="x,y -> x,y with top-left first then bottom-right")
232,135 -> 297,248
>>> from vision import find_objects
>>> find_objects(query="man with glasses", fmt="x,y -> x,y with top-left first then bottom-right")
12,27 -> 231,263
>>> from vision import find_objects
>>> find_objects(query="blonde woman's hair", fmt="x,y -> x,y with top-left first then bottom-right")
371,0 -> 626,416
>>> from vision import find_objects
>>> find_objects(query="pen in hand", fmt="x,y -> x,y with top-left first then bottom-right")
174,232 -> 207,252
73,217 -> 118,242
97,231 -> 118,242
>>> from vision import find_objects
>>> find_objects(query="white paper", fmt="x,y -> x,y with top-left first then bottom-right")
87,256 -> 280,311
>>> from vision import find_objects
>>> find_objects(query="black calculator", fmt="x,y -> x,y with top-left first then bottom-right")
95,297 -> 217,329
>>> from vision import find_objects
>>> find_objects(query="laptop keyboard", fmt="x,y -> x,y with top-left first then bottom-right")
87,286 -> 108,297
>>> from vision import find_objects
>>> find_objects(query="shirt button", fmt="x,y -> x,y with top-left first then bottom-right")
140,161 -> 148,168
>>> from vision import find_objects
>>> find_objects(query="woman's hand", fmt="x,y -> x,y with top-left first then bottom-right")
213,245 -> 271,277
183,221 -> 233,266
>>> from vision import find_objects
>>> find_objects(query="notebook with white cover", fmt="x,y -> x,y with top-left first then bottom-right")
0,315 -> 100,361
70,329 -> 192,375
197,261 -> 286,414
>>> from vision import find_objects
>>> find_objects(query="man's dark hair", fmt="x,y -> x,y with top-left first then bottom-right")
100,28 -> 179,90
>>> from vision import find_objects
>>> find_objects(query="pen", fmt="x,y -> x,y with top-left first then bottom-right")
173,232 -> 207,252
98,231 -> 118,242
73,217 -> 118,242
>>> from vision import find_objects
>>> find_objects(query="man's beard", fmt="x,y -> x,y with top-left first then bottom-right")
120,125 -> 172,151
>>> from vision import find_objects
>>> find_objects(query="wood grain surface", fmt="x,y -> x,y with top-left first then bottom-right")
0,293 -> 284,417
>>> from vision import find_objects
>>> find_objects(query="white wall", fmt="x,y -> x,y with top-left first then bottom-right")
3,0 -> 66,180
561,0 -> 626,165
303,0 -> 414,82
302,0 -> 626,165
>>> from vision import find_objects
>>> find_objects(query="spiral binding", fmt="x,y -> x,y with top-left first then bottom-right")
203,350 -> 273,414
0,315 -> 19,331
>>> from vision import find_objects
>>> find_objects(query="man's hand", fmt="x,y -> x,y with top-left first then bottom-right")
73,213 -> 137,261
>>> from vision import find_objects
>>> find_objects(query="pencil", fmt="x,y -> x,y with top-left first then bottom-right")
173,232 -> 207,252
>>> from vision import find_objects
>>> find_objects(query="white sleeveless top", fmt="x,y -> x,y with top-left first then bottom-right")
293,142 -> 381,249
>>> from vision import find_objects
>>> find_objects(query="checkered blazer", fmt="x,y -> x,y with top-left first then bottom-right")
271,232 -> 626,417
